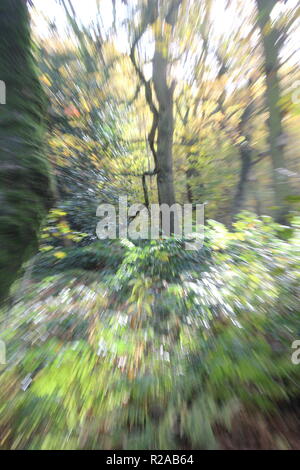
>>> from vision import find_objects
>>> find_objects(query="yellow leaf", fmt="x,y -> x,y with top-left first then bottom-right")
54,251 -> 67,259
40,74 -> 51,87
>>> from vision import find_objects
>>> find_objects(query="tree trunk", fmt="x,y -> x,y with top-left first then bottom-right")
152,1 -> 181,234
153,42 -> 176,209
256,0 -> 290,222
0,0 -> 53,302
231,99 -> 255,219
232,144 -> 252,216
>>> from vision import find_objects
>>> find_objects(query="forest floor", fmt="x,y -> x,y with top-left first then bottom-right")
216,403 -> 300,449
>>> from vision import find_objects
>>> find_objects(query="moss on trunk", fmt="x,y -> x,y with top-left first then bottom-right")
0,0 -> 53,302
